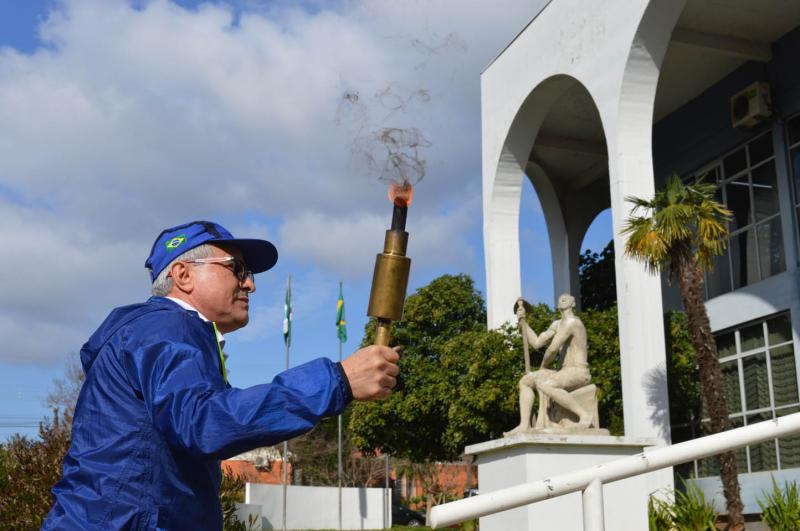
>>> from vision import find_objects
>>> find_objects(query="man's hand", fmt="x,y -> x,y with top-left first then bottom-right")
340,345 -> 401,400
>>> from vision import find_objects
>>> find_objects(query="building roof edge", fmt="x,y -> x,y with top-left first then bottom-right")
481,0 -> 555,76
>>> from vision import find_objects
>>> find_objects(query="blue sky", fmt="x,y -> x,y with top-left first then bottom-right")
0,0 -> 611,439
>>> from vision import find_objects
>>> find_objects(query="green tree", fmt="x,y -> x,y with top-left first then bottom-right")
579,240 -> 617,310
623,174 -> 743,528
350,274 -> 488,463
349,274 -> 630,457
438,327 -> 523,451
665,311 -> 702,432
578,305 -> 624,434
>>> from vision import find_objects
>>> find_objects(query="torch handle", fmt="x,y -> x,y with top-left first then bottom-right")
520,317 -> 531,373
374,320 -> 392,347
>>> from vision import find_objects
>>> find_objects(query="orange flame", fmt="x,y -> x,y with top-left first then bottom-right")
388,183 -> 414,207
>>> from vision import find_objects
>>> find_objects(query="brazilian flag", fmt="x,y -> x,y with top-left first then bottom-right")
336,282 -> 347,344
283,276 -> 292,348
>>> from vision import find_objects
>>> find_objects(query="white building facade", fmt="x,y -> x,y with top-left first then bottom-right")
482,0 -> 800,514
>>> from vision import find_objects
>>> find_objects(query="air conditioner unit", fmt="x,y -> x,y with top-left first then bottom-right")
730,82 -> 772,128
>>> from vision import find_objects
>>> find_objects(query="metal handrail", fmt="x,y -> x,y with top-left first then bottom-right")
429,412 -> 800,529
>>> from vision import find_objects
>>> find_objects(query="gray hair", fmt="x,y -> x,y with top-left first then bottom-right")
151,244 -> 215,296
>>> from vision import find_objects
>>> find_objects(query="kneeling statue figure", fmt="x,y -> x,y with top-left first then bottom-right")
505,293 -> 606,435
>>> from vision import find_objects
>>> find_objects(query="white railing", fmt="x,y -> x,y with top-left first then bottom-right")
429,413 -> 800,530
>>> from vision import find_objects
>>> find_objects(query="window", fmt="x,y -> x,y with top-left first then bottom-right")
695,132 -> 786,299
677,313 -> 799,477
787,115 -> 800,245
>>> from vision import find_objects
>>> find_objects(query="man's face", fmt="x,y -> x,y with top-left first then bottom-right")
188,244 -> 255,333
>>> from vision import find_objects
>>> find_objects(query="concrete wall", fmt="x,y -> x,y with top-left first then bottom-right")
246,483 -> 389,530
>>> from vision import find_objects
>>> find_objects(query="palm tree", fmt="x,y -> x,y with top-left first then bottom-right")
622,174 -> 744,529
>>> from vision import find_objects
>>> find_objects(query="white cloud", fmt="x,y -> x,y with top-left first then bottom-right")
278,196 -> 478,280
0,0 -> 546,362
0,198 -> 149,363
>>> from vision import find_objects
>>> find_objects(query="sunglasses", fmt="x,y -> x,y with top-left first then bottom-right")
183,256 -> 254,283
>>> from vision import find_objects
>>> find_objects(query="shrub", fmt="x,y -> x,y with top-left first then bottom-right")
220,467 -> 248,530
757,477 -> 800,530
648,495 -> 672,531
648,480 -> 717,531
0,411 -> 71,530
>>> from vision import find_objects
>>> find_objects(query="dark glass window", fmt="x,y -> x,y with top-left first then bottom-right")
730,229 -> 759,289
751,161 -> 779,221
721,360 -> 742,413
756,218 -> 785,278
778,407 -> 800,469
749,133 -> 773,166
724,148 -> 747,177
716,331 -> 736,357
699,130 -> 786,298
787,115 -> 800,244
771,345 -> 799,407
788,117 -> 800,144
726,177 -> 752,230
743,352 -> 769,410
792,147 -> 800,205
706,248 -> 731,299
747,411 -> 777,472
680,313 -> 798,477
768,314 -> 793,345
740,322 -> 765,351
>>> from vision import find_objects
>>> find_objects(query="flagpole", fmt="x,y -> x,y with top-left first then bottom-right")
337,281 -> 344,531
282,274 -> 291,531
336,281 -> 347,531
338,338 -> 343,531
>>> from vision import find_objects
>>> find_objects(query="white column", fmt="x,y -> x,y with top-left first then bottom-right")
609,0 -> 687,443
607,0 -> 687,499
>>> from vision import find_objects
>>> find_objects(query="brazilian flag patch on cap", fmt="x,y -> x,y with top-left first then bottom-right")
165,235 -> 186,251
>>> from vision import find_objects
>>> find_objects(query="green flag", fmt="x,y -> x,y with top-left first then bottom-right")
283,275 -> 292,347
336,282 -> 347,344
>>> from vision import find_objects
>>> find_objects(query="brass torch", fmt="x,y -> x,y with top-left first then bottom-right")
367,184 -> 412,346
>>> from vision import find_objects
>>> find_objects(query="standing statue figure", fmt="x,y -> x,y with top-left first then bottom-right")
505,294 -> 604,436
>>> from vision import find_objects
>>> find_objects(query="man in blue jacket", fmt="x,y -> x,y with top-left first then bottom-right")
43,220 -> 400,530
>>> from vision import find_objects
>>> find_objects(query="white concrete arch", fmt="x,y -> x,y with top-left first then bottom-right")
575,207 -> 613,254
482,0 -> 689,449
524,80 -> 612,309
482,0 -> 656,329
484,74 -> 591,328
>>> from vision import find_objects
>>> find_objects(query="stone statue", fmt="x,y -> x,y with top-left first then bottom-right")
504,294 -> 608,435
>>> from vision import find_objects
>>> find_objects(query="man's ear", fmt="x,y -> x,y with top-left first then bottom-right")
170,262 -> 194,293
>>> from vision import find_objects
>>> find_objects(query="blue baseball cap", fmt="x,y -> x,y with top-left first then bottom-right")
145,220 -> 278,282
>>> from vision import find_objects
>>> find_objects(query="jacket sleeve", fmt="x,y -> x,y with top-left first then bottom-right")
134,340 -> 351,460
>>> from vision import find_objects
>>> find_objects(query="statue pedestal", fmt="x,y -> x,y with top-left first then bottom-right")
466,434 -> 669,530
